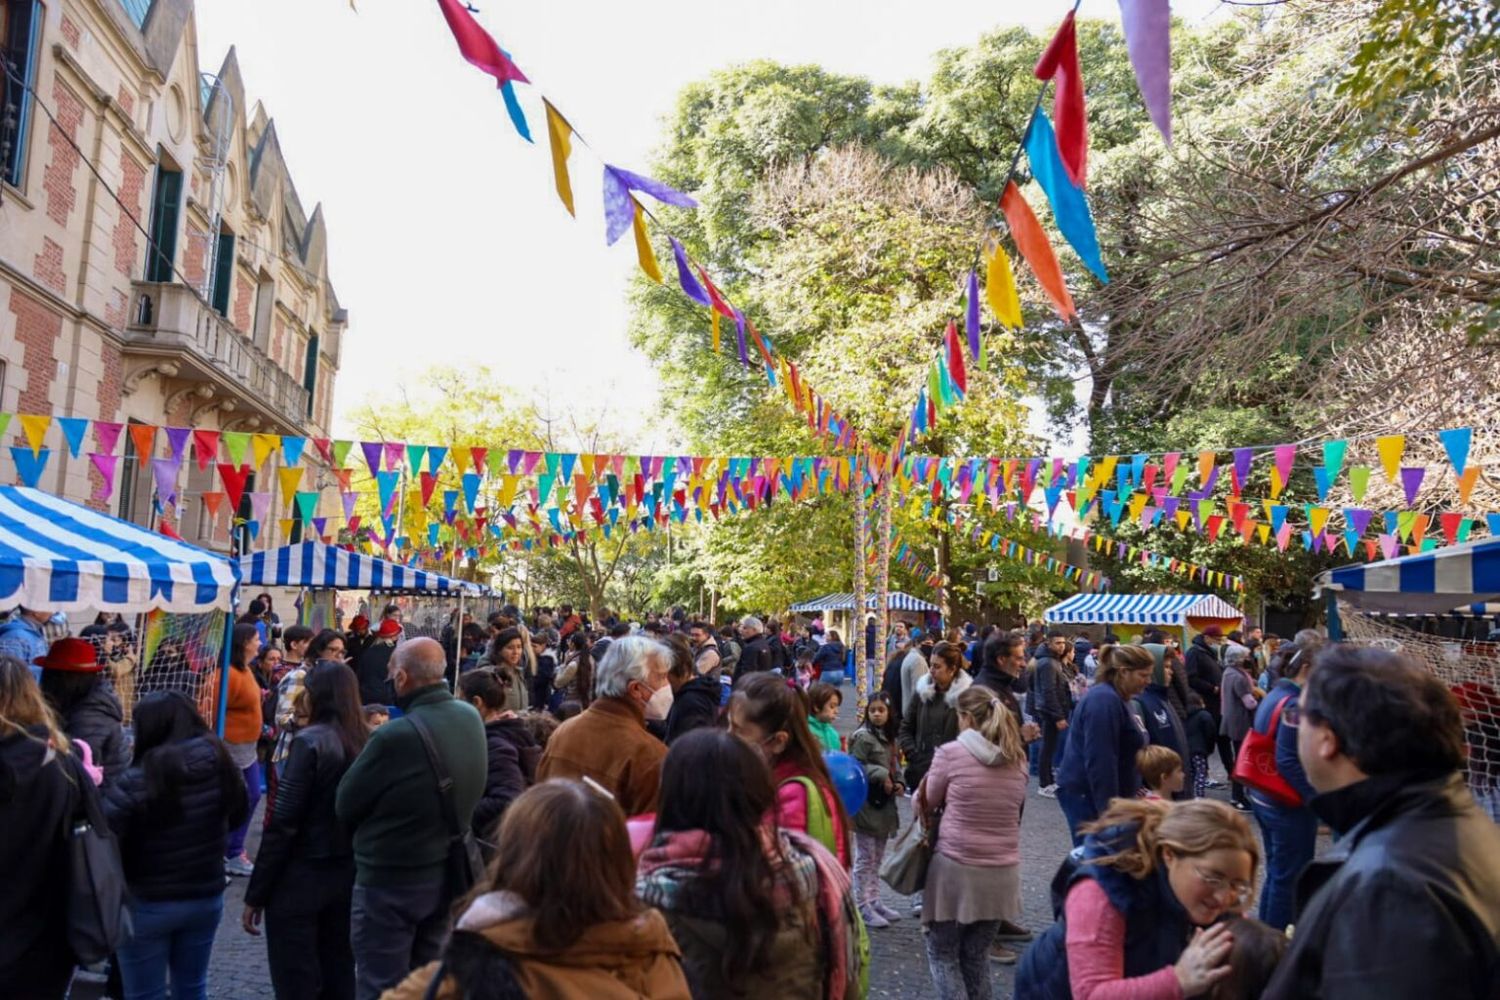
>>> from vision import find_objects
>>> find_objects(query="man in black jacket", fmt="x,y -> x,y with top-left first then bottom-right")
1185,625 -> 1232,781
1264,646 -> 1500,999
736,616 -> 773,681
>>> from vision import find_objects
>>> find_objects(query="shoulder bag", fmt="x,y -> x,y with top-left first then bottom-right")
1232,697 -> 1303,807
61,750 -> 131,964
407,711 -> 486,901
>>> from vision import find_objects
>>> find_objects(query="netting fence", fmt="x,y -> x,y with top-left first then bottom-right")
114,609 -> 229,725
1339,605 -> 1500,822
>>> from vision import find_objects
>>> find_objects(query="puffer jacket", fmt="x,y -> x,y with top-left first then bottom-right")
847,725 -> 899,839
924,729 -> 1027,867
1055,683 -> 1145,820
0,728 -> 81,988
898,669 -> 972,788
244,722 -> 355,909
664,675 -> 721,745
472,717 -> 537,846
381,890 -> 690,1000
61,681 -> 130,786
103,735 -> 248,900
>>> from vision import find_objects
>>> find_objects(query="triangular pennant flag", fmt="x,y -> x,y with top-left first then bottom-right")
164,426 -> 191,462
434,0 -> 529,87
281,436 -> 307,467
1023,110 -> 1108,283
294,491 -> 319,523
669,238 -> 712,307
1322,439 -> 1347,477
1376,434 -> 1406,482
1035,10 -> 1087,185
10,446 -> 48,487
331,439 -> 354,469
277,466 -> 304,508
1456,467 -> 1481,505
1399,466 -> 1425,505
984,242 -> 1023,329
965,270 -> 982,360
201,491 -> 225,520
56,417 -> 88,459
1438,427 -> 1472,476
150,456 -> 182,504
1348,466 -> 1371,503
94,420 -> 122,455
543,99 -> 575,216
1000,181 -> 1077,322
602,165 -> 697,246
18,414 -> 50,456
376,471 -> 400,515
360,441 -> 383,477
128,424 -> 157,465
1118,0 -> 1172,143
217,463 -> 250,512
192,429 -> 220,471
251,433 -> 278,470
631,200 -> 663,283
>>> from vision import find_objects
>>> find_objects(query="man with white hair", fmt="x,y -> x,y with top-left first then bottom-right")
736,615 -> 773,681
536,635 -> 671,815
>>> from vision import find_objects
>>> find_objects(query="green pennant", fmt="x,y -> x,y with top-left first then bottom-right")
1458,518 -> 1474,543
1170,462 -> 1191,495
222,431 -> 250,467
331,439 -> 353,469
294,491 -> 319,522
406,445 -> 427,477
1348,466 -> 1371,502
1322,439 -> 1348,477
1396,510 -> 1417,541
0,413 -> 11,439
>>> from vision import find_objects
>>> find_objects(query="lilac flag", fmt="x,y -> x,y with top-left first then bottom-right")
602,166 -> 697,245
734,311 -> 749,366
360,441 -> 383,478
669,238 -> 712,307
89,453 -> 118,500
1119,0 -> 1172,143
249,491 -> 272,523
164,426 -> 192,461
965,270 -> 981,360
1399,466 -> 1425,505
151,456 -> 182,505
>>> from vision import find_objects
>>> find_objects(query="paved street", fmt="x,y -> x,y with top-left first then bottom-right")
185,683 -> 1263,998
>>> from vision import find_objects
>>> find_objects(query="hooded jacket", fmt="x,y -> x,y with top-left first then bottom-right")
1055,683 -> 1145,819
382,890 -> 690,1000
1028,645 -> 1073,722
924,728 -> 1027,867
1263,771 -> 1500,1000
848,725 -> 900,838
472,717 -> 538,847
664,674 -> 721,745
60,680 -> 130,786
354,640 -> 396,706
898,669 -> 973,788
1184,635 -> 1224,716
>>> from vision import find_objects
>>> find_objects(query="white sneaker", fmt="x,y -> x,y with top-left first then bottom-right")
1038,784 -> 1058,798
859,905 -> 889,929
225,854 -> 255,877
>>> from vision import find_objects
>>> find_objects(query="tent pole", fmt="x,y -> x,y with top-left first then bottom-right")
453,589 -> 465,691
215,603 -> 235,737
1326,591 -> 1343,641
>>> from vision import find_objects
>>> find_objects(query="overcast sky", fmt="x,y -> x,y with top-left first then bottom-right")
194,0 -> 1229,453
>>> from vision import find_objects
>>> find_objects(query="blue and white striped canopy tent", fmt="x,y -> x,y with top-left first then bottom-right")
238,542 -> 489,595
0,486 -> 237,613
1044,592 -> 1244,627
1316,536 -> 1500,616
790,592 -> 940,613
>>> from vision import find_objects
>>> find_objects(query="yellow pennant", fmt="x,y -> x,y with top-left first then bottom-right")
18,414 -> 50,455
543,100 -> 575,217
632,200 -> 663,283
710,310 -> 721,353
1268,466 -> 1285,500
277,466 -> 303,508
1376,434 -> 1405,482
251,433 -> 279,470
984,243 -> 1023,329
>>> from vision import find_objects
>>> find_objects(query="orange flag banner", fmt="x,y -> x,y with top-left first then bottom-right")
1000,181 -> 1077,322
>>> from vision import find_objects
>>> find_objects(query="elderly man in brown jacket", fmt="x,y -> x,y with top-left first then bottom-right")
537,635 -> 671,816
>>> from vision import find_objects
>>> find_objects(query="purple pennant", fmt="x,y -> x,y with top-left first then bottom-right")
382,442 -> 405,473
965,270 -> 981,360
1232,447 -> 1253,484
360,442 -> 383,478
669,238 -> 712,307
150,456 -> 182,505
341,492 -> 358,520
89,453 -> 119,500
734,311 -> 749,366
602,166 -> 697,246
249,491 -> 272,523
1118,0 -> 1172,144
164,426 -> 192,461
507,449 -> 523,474
1399,466 -> 1426,505
1344,507 -> 1374,537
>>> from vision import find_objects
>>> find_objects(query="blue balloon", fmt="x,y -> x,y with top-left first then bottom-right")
823,750 -> 868,815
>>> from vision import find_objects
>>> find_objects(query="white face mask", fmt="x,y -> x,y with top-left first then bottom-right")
644,680 -> 675,720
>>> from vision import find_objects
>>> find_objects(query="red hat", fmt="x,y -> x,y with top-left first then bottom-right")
1201,625 -> 1225,638
350,614 -> 370,631
34,637 -> 104,673
376,618 -> 402,639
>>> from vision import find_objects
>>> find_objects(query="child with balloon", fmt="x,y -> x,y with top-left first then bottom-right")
847,691 -> 904,928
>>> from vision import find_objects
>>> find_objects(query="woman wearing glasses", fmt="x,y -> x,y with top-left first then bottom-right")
1016,798 -> 1260,999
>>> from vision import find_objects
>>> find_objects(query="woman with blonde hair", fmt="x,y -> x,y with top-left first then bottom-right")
917,685 -> 1030,992
1055,644 -> 1154,843
1016,798 -> 1260,999
0,655 -> 85,996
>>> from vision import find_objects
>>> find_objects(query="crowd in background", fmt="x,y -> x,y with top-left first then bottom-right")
1,597 -> 1498,1000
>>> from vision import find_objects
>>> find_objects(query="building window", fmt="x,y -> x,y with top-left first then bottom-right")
144,163 -> 182,282
251,271 -> 274,351
1,0 -> 43,189
210,231 -> 234,315
117,0 -> 152,29
303,333 -> 319,419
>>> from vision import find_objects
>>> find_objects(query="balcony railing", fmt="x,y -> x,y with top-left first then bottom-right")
125,281 -> 311,429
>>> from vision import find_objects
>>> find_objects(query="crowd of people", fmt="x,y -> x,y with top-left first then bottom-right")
1,600 -> 1498,1000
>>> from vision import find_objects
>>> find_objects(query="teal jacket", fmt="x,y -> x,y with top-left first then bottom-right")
335,684 -> 487,886
808,716 -> 842,753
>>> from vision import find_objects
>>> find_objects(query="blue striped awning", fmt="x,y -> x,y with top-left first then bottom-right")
0,486 -> 237,613
238,543 -> 484,595
1317,537 -> 1500,615
1044,592 -> 1243,626
790,592 -> 940,613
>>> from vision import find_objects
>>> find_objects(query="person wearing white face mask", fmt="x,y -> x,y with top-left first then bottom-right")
536,635 -> 670,816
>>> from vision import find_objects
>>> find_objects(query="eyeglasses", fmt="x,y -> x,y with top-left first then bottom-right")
1193,865 -> 1253,904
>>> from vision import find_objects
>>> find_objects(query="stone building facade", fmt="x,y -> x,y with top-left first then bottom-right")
0,0 -> 345,551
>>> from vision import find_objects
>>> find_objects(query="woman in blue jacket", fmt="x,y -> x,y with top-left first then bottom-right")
1054,645 -> 1153,844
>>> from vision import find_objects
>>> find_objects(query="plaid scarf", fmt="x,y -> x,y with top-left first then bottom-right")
636,828 -> 817,919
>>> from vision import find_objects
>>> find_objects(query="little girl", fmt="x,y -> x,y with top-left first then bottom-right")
848,692 -> 903,927
806,682 -> 843,752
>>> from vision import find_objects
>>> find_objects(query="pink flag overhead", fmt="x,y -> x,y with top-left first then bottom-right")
94,421 -> 123,455
1118,0 -> 1172,144
90,453 -> 119,500
434,0 -> 528,87
1035,10 -> 1087,186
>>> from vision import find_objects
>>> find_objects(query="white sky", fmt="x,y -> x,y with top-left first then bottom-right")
194,0 -> 1229,453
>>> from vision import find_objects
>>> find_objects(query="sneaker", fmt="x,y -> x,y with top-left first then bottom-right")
996,919 -> 1033,943
1207,778 -> 1226,788
225,854 -> 255,877
859,905 -> 889,929
1232,800 -> 1253,813
875,901 -> 903,923
989,944 -> 1018,965
910,894 -> 923,917
1038,784 -> 1058,799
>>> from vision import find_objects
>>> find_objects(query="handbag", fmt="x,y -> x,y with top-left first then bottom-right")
879,809 -> 940,895
407,712 -> 486,901
61,750 -> 131,964
1232,697 -> 1303,808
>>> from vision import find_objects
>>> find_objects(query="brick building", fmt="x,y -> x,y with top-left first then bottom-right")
0,0 -> 346,551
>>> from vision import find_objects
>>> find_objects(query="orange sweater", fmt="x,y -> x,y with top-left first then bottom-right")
203,664 -> 264,745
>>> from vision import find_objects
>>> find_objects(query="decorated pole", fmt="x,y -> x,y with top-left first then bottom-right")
852,454 -> 869,711
875,471 -> 892,678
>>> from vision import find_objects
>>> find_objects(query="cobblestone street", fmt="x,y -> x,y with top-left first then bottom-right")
188,684 -> 1256,999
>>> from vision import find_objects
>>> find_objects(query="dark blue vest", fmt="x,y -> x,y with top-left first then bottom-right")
1014,824 -> 1193,999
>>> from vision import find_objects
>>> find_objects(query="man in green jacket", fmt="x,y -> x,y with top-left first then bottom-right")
336,637 -> 486,1000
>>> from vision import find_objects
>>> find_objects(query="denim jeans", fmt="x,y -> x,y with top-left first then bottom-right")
225,759 -> 261,859
924,919 -> 999,1000
1251,797 -> 1318,931
116,895 -> 224,1000
350,881 -> 449,1000
1055,785 -> 1096,847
